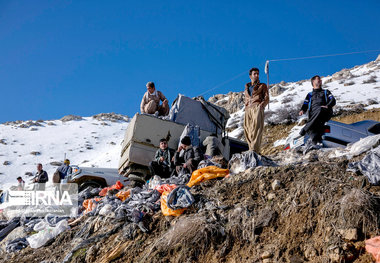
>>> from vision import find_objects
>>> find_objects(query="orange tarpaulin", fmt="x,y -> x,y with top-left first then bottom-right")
99,181 -> 124,196
186,166 -> 229,187
116,190 -> 131,201
366,236 -> 380,262
160,190 -> 186,217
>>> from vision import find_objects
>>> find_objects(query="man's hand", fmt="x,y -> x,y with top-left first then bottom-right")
183,163 -> 187,168
321,106 -> 328,108
159,156 -> 164,162
177,145 -> 183,152
299,110 -> 304,116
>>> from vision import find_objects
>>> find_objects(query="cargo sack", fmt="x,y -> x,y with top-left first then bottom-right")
161,191 -> 186,217
52,170 -> 61,183
178,123 -> 201,147
186,166 -> 229,188
167,186 -> 194,210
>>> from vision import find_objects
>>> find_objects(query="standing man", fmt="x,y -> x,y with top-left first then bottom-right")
140,81 -> 169,116
244,67 -> 269,153
57,159 -> 72,181
148,138 -> 175,179
299,75 -> 336,145
34,163 -> 48,190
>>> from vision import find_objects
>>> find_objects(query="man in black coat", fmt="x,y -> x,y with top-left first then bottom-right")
174,136 -> 203,175
34,163 -> 48,190
299,75 -> 336,145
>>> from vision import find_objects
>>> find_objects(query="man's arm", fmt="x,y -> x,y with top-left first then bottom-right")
326,90 -> 336,108
260,84 -> 270,108
299,93 -> 310,115
154,149 -> 161,162
173,151 -> 182,166
140,93 -> 147,113
244,83 -> 251,106
158,91 -> 168,103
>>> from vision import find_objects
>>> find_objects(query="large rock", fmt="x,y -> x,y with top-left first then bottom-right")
0,227 -> 25,253
60,115 -> 83,122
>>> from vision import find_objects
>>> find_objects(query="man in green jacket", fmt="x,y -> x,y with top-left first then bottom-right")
148,138 -> 175,179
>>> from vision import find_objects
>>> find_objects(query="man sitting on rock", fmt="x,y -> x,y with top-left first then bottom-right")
299,75 -> 336,146
140,81 -> 169,116
149,138 -> 175,179
174,136 -> 203,175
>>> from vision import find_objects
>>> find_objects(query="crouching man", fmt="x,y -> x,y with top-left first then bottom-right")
174,136 -> 203,175
299,75 -> 336,145
140,81 -> 169,116
149,138 -> 175,179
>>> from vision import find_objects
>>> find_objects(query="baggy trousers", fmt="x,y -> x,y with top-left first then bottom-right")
144,101 -> 169,116
244,104 -> 264,153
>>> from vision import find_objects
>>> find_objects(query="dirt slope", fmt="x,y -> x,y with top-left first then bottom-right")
2,153 -> 379,263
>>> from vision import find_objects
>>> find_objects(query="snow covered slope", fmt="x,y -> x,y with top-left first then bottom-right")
0,114 -> 129,190
211,55 -> 380,139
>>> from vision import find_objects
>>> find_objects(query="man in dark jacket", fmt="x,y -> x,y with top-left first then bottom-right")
299,75 -> 336,145
57,159 -> 72,180
174,136 -> 203,175
34,163 -> 48,190
148,138 -> 175,179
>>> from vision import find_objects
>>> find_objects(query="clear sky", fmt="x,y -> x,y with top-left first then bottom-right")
0,0 -> 379,123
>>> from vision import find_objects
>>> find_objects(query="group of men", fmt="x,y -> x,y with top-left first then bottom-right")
16,159 -> 72,190
143,67 -> 335,178
148,134 -> 222,179
15,70 -> 335,187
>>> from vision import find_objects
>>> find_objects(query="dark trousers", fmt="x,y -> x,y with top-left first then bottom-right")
303,107 -> 332,144
149,161 -> 172,179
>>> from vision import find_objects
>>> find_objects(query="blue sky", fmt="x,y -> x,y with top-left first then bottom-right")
0,0 -> 379,123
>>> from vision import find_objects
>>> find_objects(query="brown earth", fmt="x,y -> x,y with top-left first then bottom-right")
2,154 -> 380,263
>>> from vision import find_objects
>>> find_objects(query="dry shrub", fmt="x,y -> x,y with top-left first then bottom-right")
322,188 -> 380,236
146,215 -> 224,262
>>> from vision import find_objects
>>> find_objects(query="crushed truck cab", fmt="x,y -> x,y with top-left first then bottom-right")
118,95 -> 248,179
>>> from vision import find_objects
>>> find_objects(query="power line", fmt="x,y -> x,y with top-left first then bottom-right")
268,49 -> 380,62
199,49 -> 380,97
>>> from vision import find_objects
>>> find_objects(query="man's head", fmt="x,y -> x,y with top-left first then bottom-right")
37,163 -> 42,172
249,67 -> 260,83
64,159 -> 70,166
17,176 -> 22,182
146,81 -> 156,94
159,138 -> 168,150
311,75 -> 322,89
180,136 -> 191,147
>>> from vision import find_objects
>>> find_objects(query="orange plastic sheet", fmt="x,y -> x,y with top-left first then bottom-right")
366,236 -> 380,262
99,181 -> 124,196
160,191 -> 186,217
116,190 -> 131,201
154,184 -> 177,194
186,166 -> 230,187
83,197 -> 102,214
